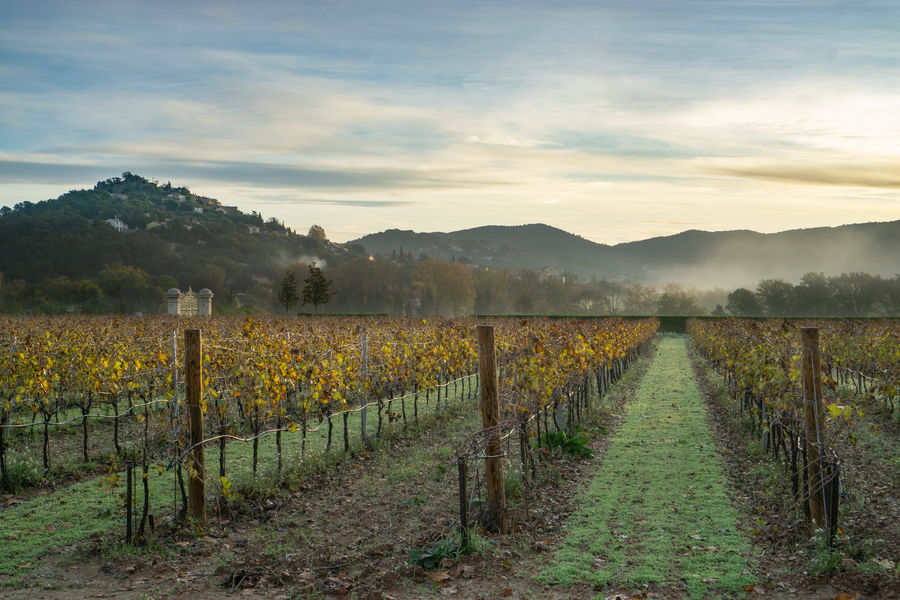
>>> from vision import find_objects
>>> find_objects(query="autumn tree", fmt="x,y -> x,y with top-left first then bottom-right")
472,267 -> 512,314
308,224 -> 327,244
410,258 -> 475,316
624,284 -> 659,314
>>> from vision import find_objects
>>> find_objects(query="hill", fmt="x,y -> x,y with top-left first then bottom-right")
2,173 -> 897,315
353,220 -> 900,287
0,172 -> 346,313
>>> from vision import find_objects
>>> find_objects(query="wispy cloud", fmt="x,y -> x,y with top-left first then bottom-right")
1,1 -> 899,242
0,158 -> 510,191
712,162 -> 900,189
272,198 -> 418,208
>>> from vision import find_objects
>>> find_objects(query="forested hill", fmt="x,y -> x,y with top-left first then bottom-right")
2,173 -> 898,316
0,173 -> 346,312
353,220 -> 900,288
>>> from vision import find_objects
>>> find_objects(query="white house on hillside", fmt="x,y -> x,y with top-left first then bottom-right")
105,217 -> 128,232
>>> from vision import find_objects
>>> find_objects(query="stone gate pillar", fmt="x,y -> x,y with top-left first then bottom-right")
167,288 -> 182,316
198,288 -> 214,317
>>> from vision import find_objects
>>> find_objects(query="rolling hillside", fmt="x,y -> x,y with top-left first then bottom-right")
353,220 -> 900,287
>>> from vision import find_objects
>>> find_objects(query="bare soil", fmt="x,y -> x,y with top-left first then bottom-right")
5,341 -> 896,600
2,351 -> 649,600
690,345 -> 900,600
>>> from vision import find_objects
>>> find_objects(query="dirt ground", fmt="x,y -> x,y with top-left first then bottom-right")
3,343 -> 898,600
690,347 -> 900,600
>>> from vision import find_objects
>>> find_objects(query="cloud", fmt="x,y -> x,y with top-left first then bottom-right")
711,162 -> 900,189
3,1 -> 900,245
260,197 -> 418,208
0,159 -> 112,184
0,157 -> 508,193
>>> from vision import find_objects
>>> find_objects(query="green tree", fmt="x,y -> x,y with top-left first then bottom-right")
726,288 -> 764,316
97,263 -> 153,313
40,277 -> 103,304
756,279 -> 795,316
656,284 -> 701,315
882,275 -> 900,316
302,263 -> 332,314
794,272 -> 832,316
277,270 -> 300,314
830,272 -> 883,316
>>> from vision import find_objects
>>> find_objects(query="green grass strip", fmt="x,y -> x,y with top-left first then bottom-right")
542,337 -> 754,599
0,376 -> 477,583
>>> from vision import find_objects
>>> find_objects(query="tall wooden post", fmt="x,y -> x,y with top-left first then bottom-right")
801,327 -> 826,530
477,325 -> 507,533
457,456 -> 469,547
125,461 -> 133,543
185,329 -> 206,527
361,332 -> 368,443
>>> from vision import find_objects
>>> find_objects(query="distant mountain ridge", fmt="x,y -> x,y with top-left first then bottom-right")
352,220 -> 900,288
2,172 -> 896,299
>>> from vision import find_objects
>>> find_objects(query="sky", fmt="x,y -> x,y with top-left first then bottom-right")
1,0 -> 898,244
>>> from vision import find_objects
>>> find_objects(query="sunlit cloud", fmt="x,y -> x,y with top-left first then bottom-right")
1,1 -> 899,242
710,162 -> 900,189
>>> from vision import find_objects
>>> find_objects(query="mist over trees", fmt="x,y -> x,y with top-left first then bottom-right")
726,273 -> 900,317
1,172 -> 897,317
325,260 -> 899,317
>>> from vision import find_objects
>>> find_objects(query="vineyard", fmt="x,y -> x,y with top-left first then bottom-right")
1,314 -> 898,598
0,316 -> 656,563
688,318 -> 900,586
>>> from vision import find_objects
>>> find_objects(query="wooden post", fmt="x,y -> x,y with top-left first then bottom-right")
361,332 -> 368,443
477,325 -> 507,533
185,328 -> 206,528
800,327 -> 826,530
125,461 -> 133,543
457,456 -> 469,548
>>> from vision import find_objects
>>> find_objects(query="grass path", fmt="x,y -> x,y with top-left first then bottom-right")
543,336 -> 754,599
0,376 -> 477,584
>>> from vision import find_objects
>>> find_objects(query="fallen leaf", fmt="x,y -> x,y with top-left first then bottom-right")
874,558 -> 895,571
430,571 -> 452,586
439,585 -> 458,596
501,589 -> 513,597
455,564 -> 476,578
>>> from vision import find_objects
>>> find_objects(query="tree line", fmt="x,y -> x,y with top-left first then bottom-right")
284,254 -> 899,318
4,243 -> 897,317
724,272 -> 900,317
